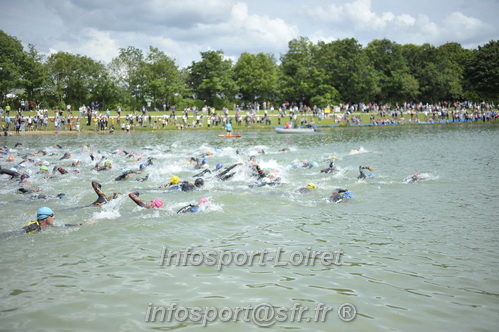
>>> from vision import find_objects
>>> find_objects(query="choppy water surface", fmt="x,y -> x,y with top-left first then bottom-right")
1,125 -> 498,331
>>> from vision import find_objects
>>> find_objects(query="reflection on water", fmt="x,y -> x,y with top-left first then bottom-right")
1,125 -> 498,331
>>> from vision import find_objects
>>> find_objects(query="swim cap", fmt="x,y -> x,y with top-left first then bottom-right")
139,163 -> 147,169
216,163 -> 223,169
311,162 -> 318,168
56,193 -> 68,199
343,191 -> 354,199
198,197 -> 209,206
307,183 -> 317,190
122,168 -> 130,174
104,161 -> 111,167
42,161 -> 49,166
25,169 -> 32,176
40,165 -> 49,172
10,167 -> 18,172
170,176 -> 180,184
290,161 -> 299,167
151,199 -> 163,208
201,159 -> 207,165
7,156 -> 15,162
194,178 -> 204,187
37,206 -> 54,220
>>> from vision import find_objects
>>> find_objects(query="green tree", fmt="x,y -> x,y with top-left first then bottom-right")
233,52 -> 278,104
279,37 -> 318,105
188,50 -> 236,108
315,38 -> 379,103
45,52 -> 108,108
142,46 -> 185,110
19,44 -> 47,106
365,39 -> 418,103
108,46 -> 146,108
0,30 -> 24,103
465,40 -> 499,100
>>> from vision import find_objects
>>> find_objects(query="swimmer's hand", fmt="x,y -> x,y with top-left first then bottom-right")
84,220 -> 96,225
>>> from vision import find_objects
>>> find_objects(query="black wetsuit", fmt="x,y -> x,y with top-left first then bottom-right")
321,162 -> 337,174
177,204 -> 200,214
216,164 -> 238,181
193,169 -> 211,178
358,166 -> 370,180
330,189 -> 347,203
91,181 -> 110,205
0,167 -> 21,178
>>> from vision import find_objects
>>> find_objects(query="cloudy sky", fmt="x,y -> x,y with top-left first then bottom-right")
1,0 -> 498,68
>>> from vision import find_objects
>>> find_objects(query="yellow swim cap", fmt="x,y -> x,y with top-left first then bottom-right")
170,175 -> 180,184
307,183 -> 316,190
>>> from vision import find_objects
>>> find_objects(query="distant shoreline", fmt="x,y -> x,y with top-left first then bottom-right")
3,120 -> 497,137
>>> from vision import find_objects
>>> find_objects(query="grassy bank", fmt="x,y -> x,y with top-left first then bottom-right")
2,109 -> 497,135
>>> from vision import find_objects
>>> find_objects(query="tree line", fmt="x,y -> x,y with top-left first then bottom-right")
1,30 -> 498,112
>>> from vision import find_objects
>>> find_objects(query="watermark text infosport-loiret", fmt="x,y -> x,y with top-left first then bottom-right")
145,302 -> 357,327
159,246 -> 344,270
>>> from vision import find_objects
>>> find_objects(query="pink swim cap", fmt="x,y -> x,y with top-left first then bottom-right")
151,199 -> 164,208
198,197 -> 210,206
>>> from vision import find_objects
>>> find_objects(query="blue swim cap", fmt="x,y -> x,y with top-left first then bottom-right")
139,163 -> 147,169
202,159 -> 207,165
122,168 -> 130,174
37,206 -> 54,220
216,163 -> 223,169
343,191 -> 355,199
311,162 -> 318,168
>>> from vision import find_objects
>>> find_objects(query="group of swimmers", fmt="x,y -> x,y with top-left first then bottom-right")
1,142 -> 425,234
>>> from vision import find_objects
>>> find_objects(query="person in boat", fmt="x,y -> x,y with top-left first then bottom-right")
22,206 -> 93,234
284,122 -> 292,129
225,121 -> 234,136
358,166 -> 374,180
128,192 -> 163,209
91,181 -> 121,206
177,197 -> 210,214
329,188 -> 354,203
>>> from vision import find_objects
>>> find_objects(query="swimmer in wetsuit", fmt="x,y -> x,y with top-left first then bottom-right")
358,166 -> 374,180
216,163 -> 242,181
297,183 -> 317,194
321,160 -> 337,174
22,207 -> 93,234
91,181 -> 120,206
404,173 -> 422,184
177,197 -> 210,214
0,166 -> 21,178
128,192 -> 163,209
329,188 -> 354,203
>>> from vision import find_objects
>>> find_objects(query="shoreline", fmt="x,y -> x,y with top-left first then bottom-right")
2,120 -> 498,136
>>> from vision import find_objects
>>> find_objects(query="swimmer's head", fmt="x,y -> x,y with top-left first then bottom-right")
307,183 -> 317,190
216,163 -> 223,170
194,178 -> 204,188
170,175 -> 180,184
37,206 -> 53,220
198,197 -> 210,206
150,199 -> 163,208
139,163 -> 147,169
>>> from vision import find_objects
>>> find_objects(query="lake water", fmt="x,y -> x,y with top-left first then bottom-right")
1,124 -> 498,331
